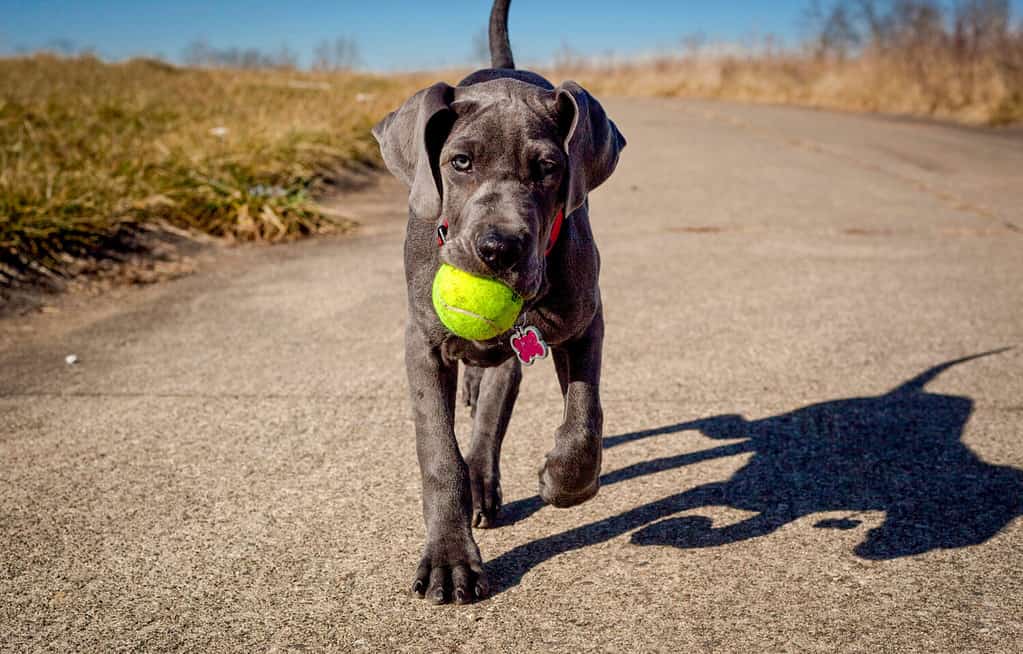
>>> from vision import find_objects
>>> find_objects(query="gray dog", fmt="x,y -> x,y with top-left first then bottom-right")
372,0 -> 625,604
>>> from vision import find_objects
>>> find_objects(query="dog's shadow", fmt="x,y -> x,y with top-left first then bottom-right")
489,349 -> 1023,593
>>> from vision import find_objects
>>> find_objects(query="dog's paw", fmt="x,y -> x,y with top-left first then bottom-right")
468,460 -> 503,528
412,531 -> 489,605
538,432 -> 602,508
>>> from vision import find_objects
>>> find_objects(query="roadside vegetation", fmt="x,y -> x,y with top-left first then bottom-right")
0,55 -> 420,286
555,0 -> 1023,126
2,0 -> 1020,292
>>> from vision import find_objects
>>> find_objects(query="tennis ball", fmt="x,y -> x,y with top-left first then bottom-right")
432,264 -> 523,341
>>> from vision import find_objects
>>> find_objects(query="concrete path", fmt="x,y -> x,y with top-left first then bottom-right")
2,98 -> 1022,653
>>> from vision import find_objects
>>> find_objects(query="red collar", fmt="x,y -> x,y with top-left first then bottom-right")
544,209 -> 565,257
437,208 -> 565,256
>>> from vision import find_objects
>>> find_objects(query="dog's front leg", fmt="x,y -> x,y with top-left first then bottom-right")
539,308 -> 604,507
405,325 -> 488,604
465,357 -> 522,528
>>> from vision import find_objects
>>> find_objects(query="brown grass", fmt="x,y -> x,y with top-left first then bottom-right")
4,30 -> 1022,289
0,55 -> 424,286
550,40 -> 1023,126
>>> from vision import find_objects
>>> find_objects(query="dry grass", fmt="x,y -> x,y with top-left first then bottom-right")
5,36 -> 1021,289
0,55 -> 423,286
552,42 -> 1023,126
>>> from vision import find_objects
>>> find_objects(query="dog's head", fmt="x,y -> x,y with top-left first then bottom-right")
373,78 -> 625,299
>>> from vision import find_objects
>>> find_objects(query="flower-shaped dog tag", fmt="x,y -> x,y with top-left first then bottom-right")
510,326 -> 548,366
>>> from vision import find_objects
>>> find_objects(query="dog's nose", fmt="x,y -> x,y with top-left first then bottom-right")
476,231 -> 523,272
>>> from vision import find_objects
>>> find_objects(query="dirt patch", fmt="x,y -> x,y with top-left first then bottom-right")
843,227 -> 897,237
667,226 -> 727,234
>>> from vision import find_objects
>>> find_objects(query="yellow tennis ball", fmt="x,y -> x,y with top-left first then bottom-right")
432,264 -> 523,341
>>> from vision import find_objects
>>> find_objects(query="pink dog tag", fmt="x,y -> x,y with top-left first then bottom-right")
510,326 -> 548,366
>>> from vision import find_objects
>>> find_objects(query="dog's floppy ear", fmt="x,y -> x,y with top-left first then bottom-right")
556,81 -> 626,216
372,82 -> 455,220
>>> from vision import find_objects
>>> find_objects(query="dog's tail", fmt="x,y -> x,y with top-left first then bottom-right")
489,0 -> 515,69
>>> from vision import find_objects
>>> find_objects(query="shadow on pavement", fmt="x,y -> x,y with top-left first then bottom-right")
491,349 -> 1023,593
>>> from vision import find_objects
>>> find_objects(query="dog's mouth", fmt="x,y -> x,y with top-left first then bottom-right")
440,241 -> 544,301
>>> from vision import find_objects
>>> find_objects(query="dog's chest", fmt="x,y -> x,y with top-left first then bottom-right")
441,336 -> 515,367
438,303 -> 565,368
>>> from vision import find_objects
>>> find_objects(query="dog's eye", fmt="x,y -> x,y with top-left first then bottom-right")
451,154 -> 472,172
538,159 -> 559,177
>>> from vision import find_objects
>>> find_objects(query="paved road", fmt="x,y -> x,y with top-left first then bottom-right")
2,98 -> 1022,653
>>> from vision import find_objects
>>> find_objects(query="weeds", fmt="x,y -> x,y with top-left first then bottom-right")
0,55 -> 420,285
553,1 -> 1023,126
4,8 -> 1021,288
556,44 -> 1023,126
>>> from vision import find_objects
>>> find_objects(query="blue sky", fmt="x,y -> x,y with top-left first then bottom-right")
1,1 -> 1021,70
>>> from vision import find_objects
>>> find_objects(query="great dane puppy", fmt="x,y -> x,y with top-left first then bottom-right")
372,0 -> 625,604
